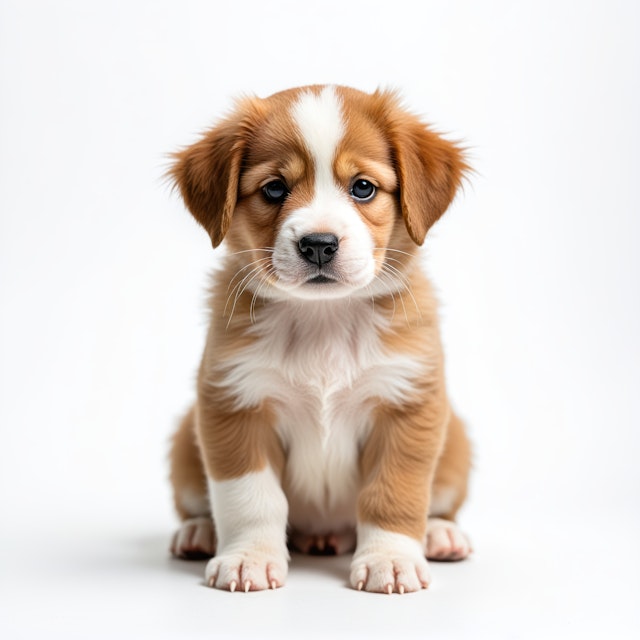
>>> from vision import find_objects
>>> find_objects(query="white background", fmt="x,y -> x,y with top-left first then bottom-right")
1,0 -> 639,638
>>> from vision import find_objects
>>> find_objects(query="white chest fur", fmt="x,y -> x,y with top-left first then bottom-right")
216,299 -> 426,532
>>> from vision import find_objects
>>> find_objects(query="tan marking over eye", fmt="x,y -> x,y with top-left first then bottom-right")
240,162 -> 278,197
281,155 -> 307,187
240,156 -> 308,198
335,155 -> 398,193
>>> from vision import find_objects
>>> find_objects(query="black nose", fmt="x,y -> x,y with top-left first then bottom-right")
298,233 -> 339,266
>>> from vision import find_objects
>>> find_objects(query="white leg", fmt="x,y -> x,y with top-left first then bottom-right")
350,524 -> 431,594
205,467 -> 289,592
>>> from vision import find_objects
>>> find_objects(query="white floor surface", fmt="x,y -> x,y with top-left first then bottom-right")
2,512 -> 638,640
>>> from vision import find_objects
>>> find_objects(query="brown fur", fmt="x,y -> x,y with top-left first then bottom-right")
169,407 -> 208,520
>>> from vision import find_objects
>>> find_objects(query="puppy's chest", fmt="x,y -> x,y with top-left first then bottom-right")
226,302 -> 387,416
224,300 -> 423,436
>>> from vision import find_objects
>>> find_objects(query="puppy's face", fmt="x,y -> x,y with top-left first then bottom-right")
235,86 -> 403,301
171,85 -> 466,301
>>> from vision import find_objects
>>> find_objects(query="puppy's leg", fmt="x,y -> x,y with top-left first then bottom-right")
197,398 -> 289,592
169,406 -> 216,559
430,411 -> 471,520
351,398 -> 448,594
427,411 -> 473,561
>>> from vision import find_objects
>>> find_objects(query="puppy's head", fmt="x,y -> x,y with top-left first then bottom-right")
171,85 -> 467,300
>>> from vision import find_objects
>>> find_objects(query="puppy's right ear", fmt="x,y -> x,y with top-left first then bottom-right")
170,99 -> 262,248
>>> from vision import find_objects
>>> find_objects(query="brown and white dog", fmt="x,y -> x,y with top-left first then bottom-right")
168,85 -> 472,594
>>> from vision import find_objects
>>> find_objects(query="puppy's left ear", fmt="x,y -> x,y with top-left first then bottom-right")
384,96 -> 469,245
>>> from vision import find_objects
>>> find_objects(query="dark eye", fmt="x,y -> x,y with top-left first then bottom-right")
262,180 -> 289,204
351,179 -> 376,202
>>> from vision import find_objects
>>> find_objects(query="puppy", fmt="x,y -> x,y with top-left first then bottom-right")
168,85 -> 472,594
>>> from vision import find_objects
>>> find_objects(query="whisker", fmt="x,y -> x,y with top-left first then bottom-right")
250,268 -> 276,324
226,257 -> 272,293
373,247 -> 416,258
363,284 -> 377,320
224,263 -> 264,317
381,261 -> 412,287
380,263 -> 422,323
225,248 -> 275,258
226,259 -> 272,304
371,272 -> 398,323
382,256 -> 408,267
224,263 -> 270,326
381,269 -> 409,326
249,271 -> 267,324
235,267 -> 267,306
377,253 -> 415,279
385,277 -> 398,322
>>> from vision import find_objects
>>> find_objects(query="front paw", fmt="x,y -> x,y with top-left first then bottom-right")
205,548 -> 288,592
350,525 -> 430,594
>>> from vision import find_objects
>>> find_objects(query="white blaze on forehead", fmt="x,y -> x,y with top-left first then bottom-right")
291,86 -> 344,188
272,86 -> 376,296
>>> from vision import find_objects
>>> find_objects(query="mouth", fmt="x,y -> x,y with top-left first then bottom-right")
274,268 -> 365,300
306,275 -> 335,284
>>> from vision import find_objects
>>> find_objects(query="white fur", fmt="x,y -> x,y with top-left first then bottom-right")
206,468 -> 288,552
351,523 -> 431,593
213,298 -> 429,535
205,468 -> 289,590
291,86 -> 344,185
271,86 -> 376,298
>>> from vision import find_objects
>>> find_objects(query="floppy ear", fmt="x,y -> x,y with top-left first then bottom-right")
169,99 -> 262,248
384,96 -> 469,245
